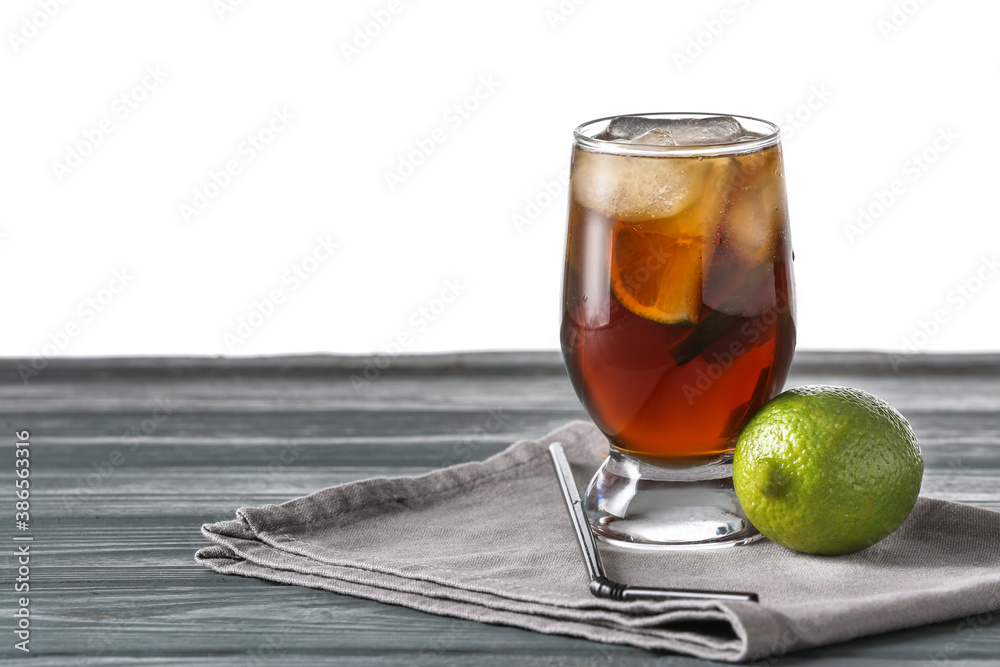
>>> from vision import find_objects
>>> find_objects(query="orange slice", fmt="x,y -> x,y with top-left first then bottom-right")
610,225 -> 705,325
607,158 -> 736,325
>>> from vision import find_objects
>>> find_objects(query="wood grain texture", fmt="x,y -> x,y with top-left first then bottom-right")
1,352 -> 999,665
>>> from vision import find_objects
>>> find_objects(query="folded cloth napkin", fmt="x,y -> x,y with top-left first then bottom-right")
197,421 -> 1000,662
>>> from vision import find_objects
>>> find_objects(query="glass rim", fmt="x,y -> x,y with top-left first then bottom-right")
573,112 -> 781,157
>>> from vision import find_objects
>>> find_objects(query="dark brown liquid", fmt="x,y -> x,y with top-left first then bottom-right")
561,145 -> 796,462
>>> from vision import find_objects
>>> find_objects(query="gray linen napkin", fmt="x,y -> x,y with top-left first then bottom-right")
197,421 -> 1000,662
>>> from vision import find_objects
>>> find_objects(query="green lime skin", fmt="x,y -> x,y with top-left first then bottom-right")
733,385 -> 924,556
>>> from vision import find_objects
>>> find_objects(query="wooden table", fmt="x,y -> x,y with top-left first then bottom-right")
2,351 -> 999,665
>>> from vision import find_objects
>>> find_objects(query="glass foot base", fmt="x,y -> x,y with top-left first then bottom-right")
583,447 -> 762,550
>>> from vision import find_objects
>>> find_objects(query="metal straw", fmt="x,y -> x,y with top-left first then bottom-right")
547,442 -> 758,603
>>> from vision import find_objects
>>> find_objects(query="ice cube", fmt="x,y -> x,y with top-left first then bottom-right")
601,116 -> 762,147
655,117 -> 752,146
602,116 -> 669,142
571,147 -> 734,224
571,149 -> 694,221
629,127 -> 677,147
703,148 -> 788,317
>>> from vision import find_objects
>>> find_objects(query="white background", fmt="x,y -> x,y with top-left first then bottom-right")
3,0 -> 998,358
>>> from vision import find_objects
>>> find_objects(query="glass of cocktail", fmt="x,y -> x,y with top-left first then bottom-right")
561,113 -> 796,548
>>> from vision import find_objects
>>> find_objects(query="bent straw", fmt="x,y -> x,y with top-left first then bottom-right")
548,442 -> 758,603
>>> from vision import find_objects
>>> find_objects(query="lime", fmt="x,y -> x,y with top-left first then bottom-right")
733,385 -> 924,555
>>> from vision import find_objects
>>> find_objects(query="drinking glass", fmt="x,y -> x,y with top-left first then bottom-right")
560,113 -> 796,548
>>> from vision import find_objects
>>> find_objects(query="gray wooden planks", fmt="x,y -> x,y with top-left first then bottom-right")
1,351 -> 999,665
